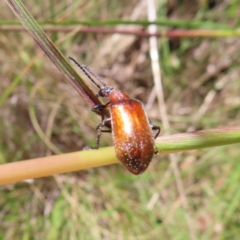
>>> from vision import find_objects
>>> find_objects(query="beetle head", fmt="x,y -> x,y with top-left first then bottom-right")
97,86 -> 114,97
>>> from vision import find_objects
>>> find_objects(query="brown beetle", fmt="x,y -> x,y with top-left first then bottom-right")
69,57 -> 160,174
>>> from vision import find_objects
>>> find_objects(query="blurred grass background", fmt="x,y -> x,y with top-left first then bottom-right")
1,0 -> 240,239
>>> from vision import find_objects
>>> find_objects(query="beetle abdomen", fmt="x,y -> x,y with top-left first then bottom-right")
111,100 -> 155,174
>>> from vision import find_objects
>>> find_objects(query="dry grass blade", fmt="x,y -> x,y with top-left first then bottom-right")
5,0 -> 106,112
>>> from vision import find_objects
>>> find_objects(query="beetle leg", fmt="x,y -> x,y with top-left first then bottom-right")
154,146 -> 161,155
92,117 -> 112,149
150,122 -> 161,154
148,118 -> 161,139
101,129 -> 112,133
90,103 -> 112,149
92,102 -> 110,114
151,125 -> 161,139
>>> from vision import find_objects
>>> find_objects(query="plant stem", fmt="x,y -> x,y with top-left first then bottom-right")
0,127 -> 240,185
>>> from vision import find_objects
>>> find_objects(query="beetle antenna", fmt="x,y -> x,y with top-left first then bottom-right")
68,56 -> 106,89
82,65 -> 106,87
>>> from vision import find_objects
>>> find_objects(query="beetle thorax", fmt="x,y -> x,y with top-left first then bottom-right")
109,89 -> 130,102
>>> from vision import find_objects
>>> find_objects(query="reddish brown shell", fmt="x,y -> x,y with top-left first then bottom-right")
111,99 -> 155,174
